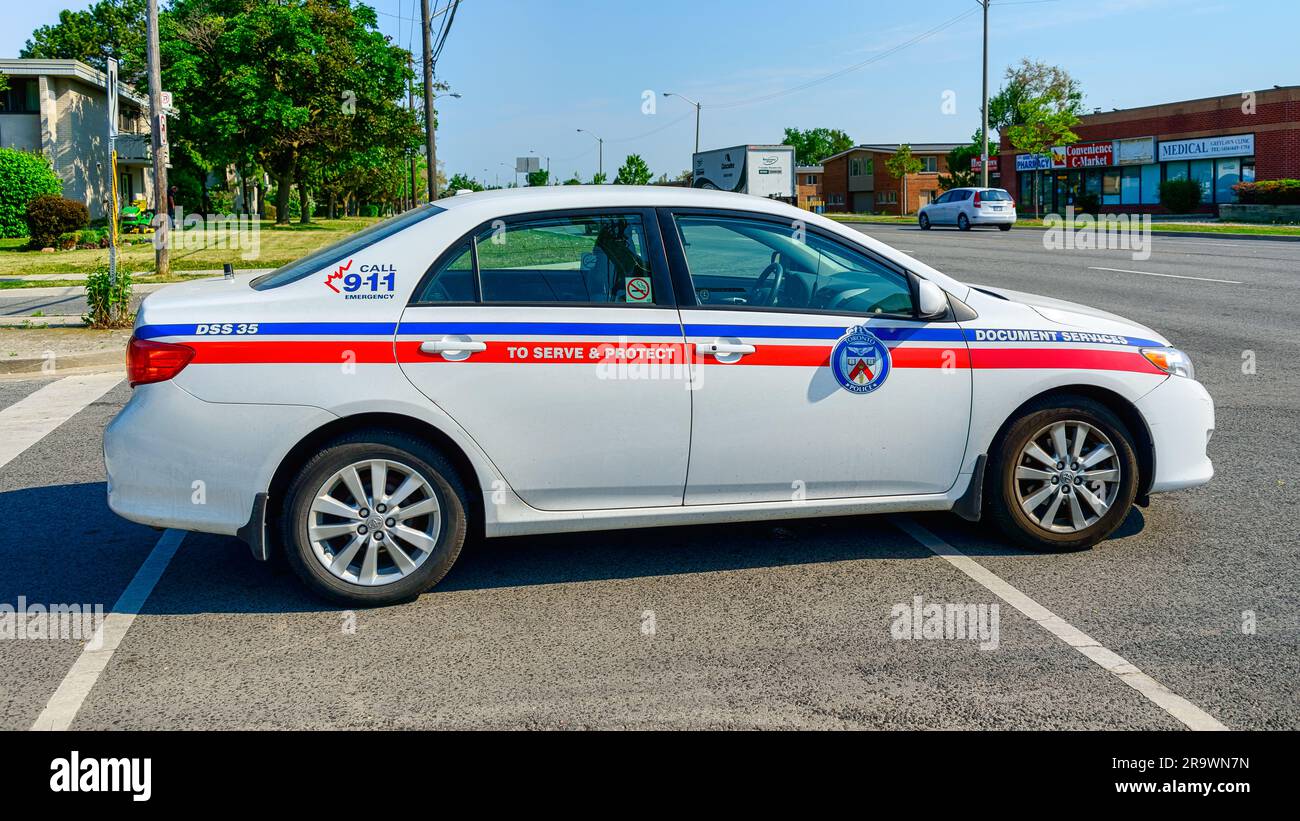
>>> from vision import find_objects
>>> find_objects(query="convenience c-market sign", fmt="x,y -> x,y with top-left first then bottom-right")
1158,133 -> 1255,162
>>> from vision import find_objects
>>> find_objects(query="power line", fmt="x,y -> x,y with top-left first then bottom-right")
706,6 -> 981,110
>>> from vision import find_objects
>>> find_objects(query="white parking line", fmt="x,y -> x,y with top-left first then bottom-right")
892,517 -> 1228,731
0,372 -> 123,471
1088,265 -> 1242,284
31,529 -> 185,731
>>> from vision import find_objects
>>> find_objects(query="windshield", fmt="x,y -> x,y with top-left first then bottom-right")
251,203 -> 445,290
982,189 -> 1013,201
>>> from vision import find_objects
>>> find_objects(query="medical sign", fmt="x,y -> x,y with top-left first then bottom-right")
1158,133 -> 1255,161
830,326 -> 891,394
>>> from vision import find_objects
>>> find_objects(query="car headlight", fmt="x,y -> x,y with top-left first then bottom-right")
1141,347 -> 1195,380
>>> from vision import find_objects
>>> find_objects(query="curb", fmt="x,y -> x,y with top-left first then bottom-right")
0,316 -> 87,328
0,347 -> 123,375
837,220 -> 1300,242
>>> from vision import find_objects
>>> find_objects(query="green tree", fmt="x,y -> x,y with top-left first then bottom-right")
590,171 -> 608,185
163,0 -> 416,225
938,131 -> 983,191
884,144 -> 923,215
563,172 -> 582,185
22,0 -> 148,86
445,173 -> 484,194
986,58 -> 1083,153
1007,97 -> 1080,218
526,168 -> 549,187
0,148 -> 64,238
782,127 -> 854,166
613,154 -> 652,185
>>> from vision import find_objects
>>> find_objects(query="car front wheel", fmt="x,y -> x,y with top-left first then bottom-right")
281,430 -> 469,605
986,397 -> 1138,551
918,213 -> 931,230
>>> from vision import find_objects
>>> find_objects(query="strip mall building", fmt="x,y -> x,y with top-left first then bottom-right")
999,85 -> 1300,215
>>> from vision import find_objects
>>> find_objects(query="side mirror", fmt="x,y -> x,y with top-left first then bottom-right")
916,278 -> 949,320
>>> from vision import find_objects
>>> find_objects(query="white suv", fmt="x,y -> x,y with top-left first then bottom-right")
919,187 -> 1016,231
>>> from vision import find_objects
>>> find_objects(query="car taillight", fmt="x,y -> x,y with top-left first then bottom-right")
127,336 -> 194,387
973,191 -> 982,208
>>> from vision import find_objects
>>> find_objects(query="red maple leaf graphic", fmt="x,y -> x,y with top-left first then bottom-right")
324,259 -> 353,293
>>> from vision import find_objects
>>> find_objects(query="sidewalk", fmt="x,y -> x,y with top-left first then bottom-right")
0,327 -> 132,374
0,267 -> 271,284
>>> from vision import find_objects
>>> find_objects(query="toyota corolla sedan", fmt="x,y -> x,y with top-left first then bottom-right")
105,187 -> 1212,605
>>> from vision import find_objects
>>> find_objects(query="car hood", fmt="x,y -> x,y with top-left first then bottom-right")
969,284 -> 1170,346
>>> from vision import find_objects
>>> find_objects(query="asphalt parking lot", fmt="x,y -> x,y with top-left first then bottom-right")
2,225 -> 1297,730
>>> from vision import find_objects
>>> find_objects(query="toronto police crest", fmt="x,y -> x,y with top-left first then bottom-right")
830,325 -> 891,394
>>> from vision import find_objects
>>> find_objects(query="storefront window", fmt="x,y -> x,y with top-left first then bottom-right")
1140,164 -> 1161,204
1102,170 -> 1122,205
1242,161 -> 1255,184
1190,159 -> 1214,203
1084,170 -> 1101,198
1121,167 -> 1141,205
1215,158 -> 1242,203
1164,161 -> 1189,181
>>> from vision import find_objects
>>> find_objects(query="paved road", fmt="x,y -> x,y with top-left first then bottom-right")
1,228 -> 1296,729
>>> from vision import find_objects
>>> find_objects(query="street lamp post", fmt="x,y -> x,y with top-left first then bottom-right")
980,0 -> 990,188
576,128 -> 603,181
662,92 -> 702,154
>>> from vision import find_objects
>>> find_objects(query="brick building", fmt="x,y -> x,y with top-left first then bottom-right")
819,143 -> 962,214
1000,85 -> 1300,215
795,164 -> 823,210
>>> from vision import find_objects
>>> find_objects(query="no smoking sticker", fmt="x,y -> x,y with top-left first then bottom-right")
625,276 -> 652,303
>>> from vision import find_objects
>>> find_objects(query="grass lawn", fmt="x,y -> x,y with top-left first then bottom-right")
0,216 -> 382,278
825,213 -> 1300,235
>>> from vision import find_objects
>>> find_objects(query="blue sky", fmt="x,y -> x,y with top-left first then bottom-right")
4,0 -> 1297,183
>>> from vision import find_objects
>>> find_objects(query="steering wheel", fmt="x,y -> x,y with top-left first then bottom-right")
752,252 -> 784,306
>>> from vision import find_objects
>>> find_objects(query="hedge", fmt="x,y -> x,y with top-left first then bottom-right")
1232,179 -> 1300,205
1158,178 -> 1202,213
0,148 -> 63,238
26,195 -> 90,249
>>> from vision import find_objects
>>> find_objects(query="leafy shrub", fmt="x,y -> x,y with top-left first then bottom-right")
83,264 -> 134,329
0,148 -> 63,238
58,228 -> 108,249
1232,179 -> 1300,205
360,204 -> 379,217
26,195 -> 89,248
1158,178 -> 1202,213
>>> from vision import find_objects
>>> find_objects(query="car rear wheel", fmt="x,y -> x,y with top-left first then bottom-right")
918,213 -> 931,230
986,397 -> 1138,551
957,213 -> 971,231
281,430 -> 469,605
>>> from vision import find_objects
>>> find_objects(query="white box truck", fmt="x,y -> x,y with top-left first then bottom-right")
692,144 -> 796,200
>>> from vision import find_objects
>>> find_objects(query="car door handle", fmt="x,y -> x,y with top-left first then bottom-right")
696,341 -> 755,357
420,337 -> 487,358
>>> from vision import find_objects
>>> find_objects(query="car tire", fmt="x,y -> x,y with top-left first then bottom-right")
918,213 -> 931,230
986,396 -> 1138,552
280,429 -> 470,606
957,213 -> 971,231
998,223 -> 1012,231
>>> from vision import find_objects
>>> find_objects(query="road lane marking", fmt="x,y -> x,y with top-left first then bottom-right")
0,372 -> 123,471
1087,266 -> 1242,284
892,517 -> 1228,731
31,529 -> 185,731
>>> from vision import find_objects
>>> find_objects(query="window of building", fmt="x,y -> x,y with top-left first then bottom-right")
1214,158 -> 1242,204
849,157 -> 873,177
1102,169 -> 1122,205
875,190 -> 897,204
1190,159 -> 1214,204
919,156 -> 938,173
1164,161 -> 1189,182
805,174 -> 817,185
1140,163 -> 1161,204
0,78 -> 40,114
1120,166 -> 1141,205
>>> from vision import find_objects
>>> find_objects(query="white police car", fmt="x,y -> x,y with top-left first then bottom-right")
105,187 -> 1213,605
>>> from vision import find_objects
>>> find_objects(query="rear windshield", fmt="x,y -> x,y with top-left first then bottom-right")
982,189 -> 1013,201
251,203 -> 445,290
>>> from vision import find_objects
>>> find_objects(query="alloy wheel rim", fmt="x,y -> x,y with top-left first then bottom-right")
308,458 -> 442,586
1013,420 -> 1121,534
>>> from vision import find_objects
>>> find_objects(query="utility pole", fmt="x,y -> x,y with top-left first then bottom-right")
408,52 -> 417,207
146,0 -> 169,275
577,129 -> 603,180
980,0 -> 990,188
663,92 -> 702,154
421,0 -> 438,201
